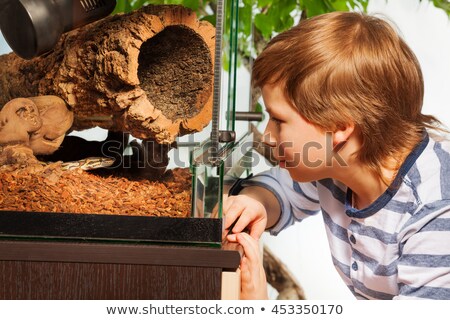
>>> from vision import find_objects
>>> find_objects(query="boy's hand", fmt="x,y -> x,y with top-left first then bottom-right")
227,232 -> 268,300
223,194 -> 268,240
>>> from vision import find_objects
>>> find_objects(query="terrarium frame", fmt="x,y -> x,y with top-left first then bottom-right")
0,0 -> 256,247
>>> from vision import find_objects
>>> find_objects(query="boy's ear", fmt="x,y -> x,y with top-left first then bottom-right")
333,123 -> 355,147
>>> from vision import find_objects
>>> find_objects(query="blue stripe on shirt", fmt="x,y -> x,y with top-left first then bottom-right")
352,279 -> 395,299
348,286 -> 369,300
401,200 -> 450,231
332,255 -> 351,279
384,199 -> 417,214
399,254 -> 450,268
275,215 -> 291,231
291,201 -> 320,216
433,142 -> 450,199
398,283 -> 450,300
420,218 -> 450,232
293,182 -> 320,204
352,249 -> 397,276
348,220 -> 397,245
322,208 -> 350,244
318,179 -> 346,204
406,163 -> 422,186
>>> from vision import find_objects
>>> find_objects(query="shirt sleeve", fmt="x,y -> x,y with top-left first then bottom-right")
241,166 -> 321,235
395,201 -> 450,299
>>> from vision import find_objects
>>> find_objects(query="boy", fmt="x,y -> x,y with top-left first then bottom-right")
225,11 -> 450,300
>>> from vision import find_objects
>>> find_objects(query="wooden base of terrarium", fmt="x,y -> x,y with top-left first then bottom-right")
0,240 -> 241,299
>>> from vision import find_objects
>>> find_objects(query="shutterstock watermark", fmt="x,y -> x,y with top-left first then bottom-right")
96,131 -> 347,170
274,132 -> 347,168
219,131 -> 348,170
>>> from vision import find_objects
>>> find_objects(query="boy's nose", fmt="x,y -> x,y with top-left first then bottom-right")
263,125 -> 277,148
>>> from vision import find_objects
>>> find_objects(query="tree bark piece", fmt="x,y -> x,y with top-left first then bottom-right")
263,245 -> 306,300
0,5 -> 215,144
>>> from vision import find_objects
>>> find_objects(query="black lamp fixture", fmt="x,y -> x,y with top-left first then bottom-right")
0,0 -> 116,59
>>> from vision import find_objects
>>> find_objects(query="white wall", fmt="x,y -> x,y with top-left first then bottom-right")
368,0 -> 450,126
0,33 -> 10,55
1,0 -> 450,300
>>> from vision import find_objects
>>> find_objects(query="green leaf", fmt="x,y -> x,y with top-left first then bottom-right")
327,0 -> 349,11
254,13 -> 273,40
275,16 -> 294,32
258,0 -> 273,8
222,50 -> 230,72
113,0 -> 127,14
182,0 -> 199,11
255,102 -> 266,121
302,0 -> 331,17
201,14 -> 216,25
239,3 -> 253,37
279,0 -> 298,16
145,0 -> 166,4
132,0 -> 149,10
431,0 -> 450,17
273,0 -> 297,32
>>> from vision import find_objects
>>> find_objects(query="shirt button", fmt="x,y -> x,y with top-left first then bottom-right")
349,235 -> 356,244
352,261 -> 358,271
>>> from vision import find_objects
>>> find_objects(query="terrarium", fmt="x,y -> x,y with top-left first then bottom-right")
0,0 -> 260,247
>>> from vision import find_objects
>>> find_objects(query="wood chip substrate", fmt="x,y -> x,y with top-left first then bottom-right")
0,163 -> 191,217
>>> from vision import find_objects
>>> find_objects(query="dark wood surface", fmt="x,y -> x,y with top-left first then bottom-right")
0,240 -> 242,268
0,261 -> 222,299
0,240 -> 242,299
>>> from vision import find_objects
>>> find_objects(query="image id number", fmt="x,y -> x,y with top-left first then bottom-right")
271,304 -> 343,315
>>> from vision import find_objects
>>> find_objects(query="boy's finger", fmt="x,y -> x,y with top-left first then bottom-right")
240,232 -> 260,252
223,202 -> 244,230
222,214 -> 243,241
236,233 -> 260,262
231,208 -> 255,234
226,233 -> 237,242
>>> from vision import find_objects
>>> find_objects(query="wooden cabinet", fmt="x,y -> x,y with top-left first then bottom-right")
0,240 -> 241,299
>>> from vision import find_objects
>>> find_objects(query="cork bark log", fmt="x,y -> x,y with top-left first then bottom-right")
0,5 -> 215,144
263,245 -> 306,300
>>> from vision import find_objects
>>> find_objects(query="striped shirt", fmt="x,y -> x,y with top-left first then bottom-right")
241,132 -> 450,299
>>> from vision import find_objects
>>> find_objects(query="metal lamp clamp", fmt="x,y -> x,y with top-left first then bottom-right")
0,0 -> 116,59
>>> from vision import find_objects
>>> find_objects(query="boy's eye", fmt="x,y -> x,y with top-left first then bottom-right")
270,117 -> 282,126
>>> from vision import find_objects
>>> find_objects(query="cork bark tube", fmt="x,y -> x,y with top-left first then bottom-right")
0,5 -> 215,144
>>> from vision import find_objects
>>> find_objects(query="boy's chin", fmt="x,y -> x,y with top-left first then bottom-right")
283,166 -> 321,183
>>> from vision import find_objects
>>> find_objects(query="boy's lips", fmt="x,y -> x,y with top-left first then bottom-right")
278,159 -> 287,168
274,152 -> 291,167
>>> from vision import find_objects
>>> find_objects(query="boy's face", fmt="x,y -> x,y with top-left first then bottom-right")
261,84 -> 333,182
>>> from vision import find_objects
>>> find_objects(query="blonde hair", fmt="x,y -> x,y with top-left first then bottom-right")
252,11 -> 441,178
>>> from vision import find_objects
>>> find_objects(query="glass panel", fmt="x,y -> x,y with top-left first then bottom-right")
191,132 -> 254,220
